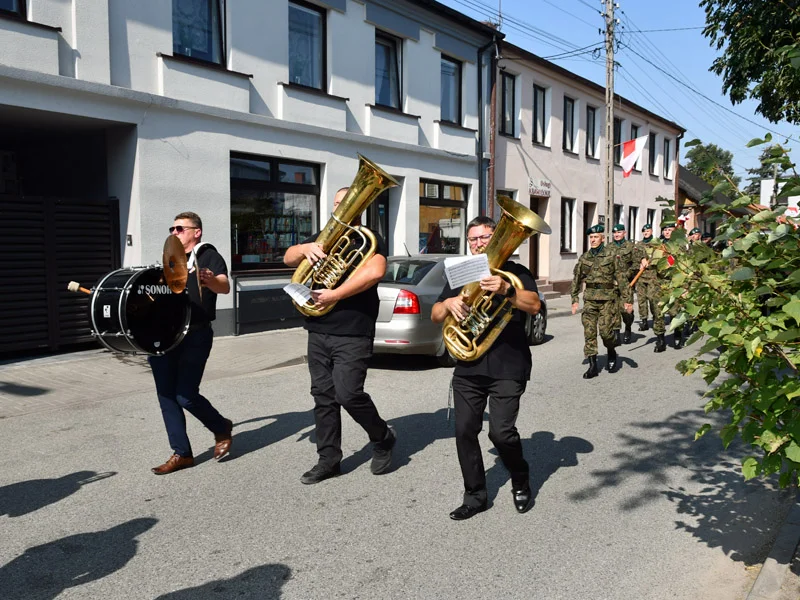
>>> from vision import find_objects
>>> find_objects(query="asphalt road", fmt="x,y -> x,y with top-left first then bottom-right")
0,313 -> 794,599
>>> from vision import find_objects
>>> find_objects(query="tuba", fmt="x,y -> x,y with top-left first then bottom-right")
442,195 -> 551,362
290,154 -> 399,317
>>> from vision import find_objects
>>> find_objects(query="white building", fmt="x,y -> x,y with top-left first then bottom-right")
0,0 -> 499,349
491,42 -> 684,293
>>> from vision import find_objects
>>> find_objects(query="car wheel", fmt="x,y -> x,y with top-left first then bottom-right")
527,308 -> 547,346
436,340 -> 457,367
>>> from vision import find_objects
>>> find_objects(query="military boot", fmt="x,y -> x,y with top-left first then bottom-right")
607,347 -> 619,373
639,319 -> 649,331
623,323 -> 632,344
582,356 -> 599,379
672,329 -> 683,349
654,334 -> 666,353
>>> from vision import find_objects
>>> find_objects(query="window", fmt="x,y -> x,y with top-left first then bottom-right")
419,180 -> 467,254
533,84 -> 547,144
627,206 -> 638,240
288,1 -> 325,89
663,138 -> 672,178
0,0 -> 24,17
561,198 -> 575,253
649,132 -> 658,174
563,96 -> 575,153
630,124 -> 641,171
613,203 -> 623,226
365,190 -> 390,244
440,56 -> 462,124
172,0 -> 224,64
586,106 -> 597,157
230,153 -> 319,271
613,117 -> 622,165
375,31 -> 401,109
500,72 -> 516,136
646,208 -> 656,228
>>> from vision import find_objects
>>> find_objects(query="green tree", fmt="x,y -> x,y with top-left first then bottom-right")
666,138 -> 800,487
685,141 -> 741,188
744,145 -> 792,197
701,0 -> 800,124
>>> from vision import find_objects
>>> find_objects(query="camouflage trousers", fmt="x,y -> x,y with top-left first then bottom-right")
582,299 -> 618,357
617,299 -> 634,330
636,277 -> 663,333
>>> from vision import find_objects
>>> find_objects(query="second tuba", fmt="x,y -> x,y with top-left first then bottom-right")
442,195 -> 551,361
290,154 -> 399,317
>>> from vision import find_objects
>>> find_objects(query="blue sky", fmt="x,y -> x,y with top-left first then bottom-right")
438,0 -> 796,182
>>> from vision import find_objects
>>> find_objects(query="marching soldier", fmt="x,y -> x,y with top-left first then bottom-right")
634,224 -> 659,334
570,224 -> 633,379
610,223 -> 639,343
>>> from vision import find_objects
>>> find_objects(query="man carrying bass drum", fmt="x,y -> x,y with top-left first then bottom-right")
149,211 -> 234,475
431,216 -> 541,521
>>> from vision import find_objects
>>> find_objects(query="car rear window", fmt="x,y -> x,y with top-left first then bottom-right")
382,259 -> 438,285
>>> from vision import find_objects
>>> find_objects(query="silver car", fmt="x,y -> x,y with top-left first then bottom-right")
374,255 -> 547,366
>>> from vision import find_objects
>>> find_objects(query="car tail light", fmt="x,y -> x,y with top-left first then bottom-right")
393,289 -> 420,314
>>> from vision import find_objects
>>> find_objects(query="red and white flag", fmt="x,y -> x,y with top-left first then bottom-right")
621,135 -> 648,178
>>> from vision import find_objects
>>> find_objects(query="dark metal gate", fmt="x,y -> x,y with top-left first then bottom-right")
0,196 -> 120,353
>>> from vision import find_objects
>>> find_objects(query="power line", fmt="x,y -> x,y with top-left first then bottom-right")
626,26 -> 705,33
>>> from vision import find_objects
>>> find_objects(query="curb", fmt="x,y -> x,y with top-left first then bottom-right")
747,492 -> 800,600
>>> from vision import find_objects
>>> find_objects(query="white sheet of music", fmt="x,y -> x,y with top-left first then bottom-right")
444,254 -> 491,289
283,282 -> 313,305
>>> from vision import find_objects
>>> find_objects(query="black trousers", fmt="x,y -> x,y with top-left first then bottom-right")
307,332 -> 388,467
148,326 -> 228,457
452,375 -> 529,507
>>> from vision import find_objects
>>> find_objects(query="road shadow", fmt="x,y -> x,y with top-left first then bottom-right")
486,431 -> 594,504
570,407 -> 794,565
154,564 -> 292,599
0,471 -> 116,517
531,333 -> 555,346
0,381 -> 49,397
0,517 -> 157,600
194,410 -> 314,463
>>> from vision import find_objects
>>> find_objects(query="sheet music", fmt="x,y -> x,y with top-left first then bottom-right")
444,254 -> 491,289
283,282 -> 313,305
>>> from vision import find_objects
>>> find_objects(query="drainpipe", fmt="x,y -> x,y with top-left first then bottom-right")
675,131 -> 684,219
487,42 -> 498,219
477,36 -> 497,217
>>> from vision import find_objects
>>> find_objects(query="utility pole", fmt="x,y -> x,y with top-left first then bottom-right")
603,0 -> 616,245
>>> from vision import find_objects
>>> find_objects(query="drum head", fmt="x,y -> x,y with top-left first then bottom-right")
124,268 -> 190,354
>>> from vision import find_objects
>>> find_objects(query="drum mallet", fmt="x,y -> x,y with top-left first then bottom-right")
67,281 -> 92,295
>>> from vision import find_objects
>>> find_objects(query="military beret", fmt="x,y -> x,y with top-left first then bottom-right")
661,221 -> 676,229
689,227 -> 701,235
612,224 -> 626,232
701,232 -> 712,239
642,223 -> 653,231
586,224 -> 604,235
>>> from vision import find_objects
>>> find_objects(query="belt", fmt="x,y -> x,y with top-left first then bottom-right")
585,283 -> 615,290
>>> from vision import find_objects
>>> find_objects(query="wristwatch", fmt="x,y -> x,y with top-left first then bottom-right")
506,284 -> 516,299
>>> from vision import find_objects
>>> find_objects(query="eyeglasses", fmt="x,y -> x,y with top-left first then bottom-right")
467,234 -> 493,244
169,226 -> 198,234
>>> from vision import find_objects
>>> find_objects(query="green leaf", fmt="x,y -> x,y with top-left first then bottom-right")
785,442 -> 800,463
695,423 -> 712,440
742,457 -> 759,480
730,267 -> 755,281
784,297 -> 800,325
721,424 -> 739,448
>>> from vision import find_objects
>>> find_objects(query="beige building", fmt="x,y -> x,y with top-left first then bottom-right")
491,42 -> 684,293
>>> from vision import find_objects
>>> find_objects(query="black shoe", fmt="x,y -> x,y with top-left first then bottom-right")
607,348 -> 619,373
300,462 -> 341,485
512,486 -> 534,514
623,330 -> 632,344
672,331 -> 683,349
654,334 -> 666,353
639,320 -> 649,331
582,356 -> 599,379
371,426 -> 396,475
449,503 -> 488,521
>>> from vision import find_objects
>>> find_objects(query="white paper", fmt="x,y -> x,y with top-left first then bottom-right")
444,254 -> 491,288
283,282 -> 313,305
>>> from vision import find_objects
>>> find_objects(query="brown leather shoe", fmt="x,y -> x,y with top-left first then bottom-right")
214,418 -> 234,461
151,454 -> 194,475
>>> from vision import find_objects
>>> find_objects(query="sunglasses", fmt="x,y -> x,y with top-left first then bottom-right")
169,226 -> 198,233
467,234 -> 493,244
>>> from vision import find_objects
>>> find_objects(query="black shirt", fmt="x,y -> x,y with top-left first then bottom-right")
437,260 -> 537,381
299,230 -> 388,338
187,244 -> 228,325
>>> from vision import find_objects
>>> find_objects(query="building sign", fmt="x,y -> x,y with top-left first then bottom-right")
529,177 -> 551,197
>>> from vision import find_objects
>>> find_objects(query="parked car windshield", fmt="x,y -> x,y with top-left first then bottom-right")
382,259 -> 438,286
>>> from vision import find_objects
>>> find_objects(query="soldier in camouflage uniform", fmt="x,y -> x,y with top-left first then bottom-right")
659,222 -> 685,349
610,223 -> 640,344
570,224 -> 634,379
634,224 -> 660,335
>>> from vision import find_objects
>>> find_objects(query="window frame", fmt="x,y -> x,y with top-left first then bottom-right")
500,71 -> 516,137
375,30 -> 402,110
0,0 -> 25,18
562,96 -> 576,153
533,84 -> 547,145
172,0 -> 226,66
288,0 -> 327,91
440,55 -> 462,124
560,197 -> 576,253
649,132 -> 658,175
663,137 -> 672,179
585,105 -> 597,158
646,208 -> 656,229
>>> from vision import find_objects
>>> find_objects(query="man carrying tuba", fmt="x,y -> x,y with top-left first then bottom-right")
284,187 -> 397,485
431,215 -> 542,521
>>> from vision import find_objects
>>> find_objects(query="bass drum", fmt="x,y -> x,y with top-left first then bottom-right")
90,267 -> 190,355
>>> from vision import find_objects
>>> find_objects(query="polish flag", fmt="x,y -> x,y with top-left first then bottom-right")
621,135 -> 648,178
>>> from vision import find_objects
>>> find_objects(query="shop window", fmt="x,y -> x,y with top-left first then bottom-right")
172,0 -> 225,65
230,153 -> 319,271
419,180 -> 467,254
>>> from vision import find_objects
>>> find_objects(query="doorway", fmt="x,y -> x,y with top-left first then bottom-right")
528,196 -> 547,279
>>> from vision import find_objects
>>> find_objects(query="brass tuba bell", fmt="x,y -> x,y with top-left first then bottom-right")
442,195 -> 551,361
290,154 -> 399,317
